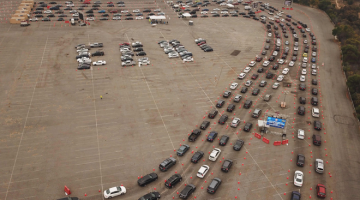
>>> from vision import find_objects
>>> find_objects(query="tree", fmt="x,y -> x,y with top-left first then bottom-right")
342,44 -> 359,63
347,74 -> 360,94
346,37 -> 360,47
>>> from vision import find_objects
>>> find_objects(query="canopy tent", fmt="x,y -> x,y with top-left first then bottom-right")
149,16 -> 166,20
226,4 -> 234,7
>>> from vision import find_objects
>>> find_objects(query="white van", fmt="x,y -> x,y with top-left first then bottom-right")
244,6 -> 251,10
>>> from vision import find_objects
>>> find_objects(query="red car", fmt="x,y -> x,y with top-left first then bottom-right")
119,42 -> 130,46
316,184 -> 326,198
297,25 -> 302,29
197,41 -> 206,46
251,74 -> 259,80
83,1 -> 90,4
232,2 -> 239,5
107,2 -> 113,4
110,10 -> 118,13
275,19 -> 280,23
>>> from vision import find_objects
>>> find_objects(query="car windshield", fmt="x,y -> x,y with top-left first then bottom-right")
296,178 -> 302,182
106,189 -> 110,194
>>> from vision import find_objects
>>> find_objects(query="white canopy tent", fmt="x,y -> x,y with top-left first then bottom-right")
182,13 -> 191,18
149,16 -> 166,20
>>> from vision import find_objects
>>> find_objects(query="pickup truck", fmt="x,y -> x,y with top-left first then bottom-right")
91,51 -> 104,56
121,60 -> 136,66
188,129 -> 201,142
90,43 -> 103,48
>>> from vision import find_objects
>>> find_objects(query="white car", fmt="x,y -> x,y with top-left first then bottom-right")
294,171 -> 304,187
312,52 -> 317,57
168,53 -> 179,58
86,17 -> 95,21
280,18 -> 285,22
104,186 -> 126,199
302,69 -> 307,75
304,40 -> 308,44
293,34 -> 298,38
268,33 -> 272,37
183,57 -> 193,62
133,9 -> 140,13
30,18 -> 38,21
136,16 -> 143,20
113,17 -> 121,20
277,13 -> 282,16
312,69 -> 317,75
132,41 -> 142,46
274,15 -> 279,19
300,75 -> 306,82
210,11 -> 218,14
77,48 -> 89,53
312,64 -> 317,69
298,129 -> 305,139
245,80 -> 253,87
201,11 -> 208,14
220,11 -> 228,14
244,67 -> 251,73
303,57 -> 308,63
312,107 -> 320,118
121,10 -> 129,13
93,60 -> 107,66
249,61 -> 256,67
70,10 -> 78,14
231,117 -> 241,128
260,16 -> 266,20
263,61 -> 270,67
78,59 -> 91,64
294,46 -> 299,51
268,12 -> 273,15
220,2 -> 227,5
278,59 -> 284,64
269,17 -> 274,21
67,4 -> 75,7
277,75 -> 284,82
197,165 -> 210,178
289,61 -> 295,67
238,73 -> 246,79
209,148 -> 221,161
230,82 -> 239,90
72,13 -> 79,17
44,10 -> 52,14
154,9 -> 161,12
315,159 -> 324,174
213,8 -> 220,10
306,28 -> 311,32
272,82 -> 280,89
272,51 -> 278,56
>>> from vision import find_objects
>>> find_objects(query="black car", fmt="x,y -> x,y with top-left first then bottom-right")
299,83 -> 306,91
207,178 -> 221,194
312,88 -> 318,95
36,7 -> 44,10
297,154 -> 305,167
222,14 -> 229,17
47,14 -> 55,17
165,174 -> 182,188
251,74 -> 259,80
59,14 -> 67,17
57,18 -> 64,21
227,104 -> 235,112
200,121 -> 210,130
138,173 -> 158,186
252,88 -> 260,96
191,151 -> 204,163
312,134 -> 321,146
314,120 -> 322,130
77,64 -> 91,70
188,129 -> 201,142
35,14 -> 44,18
102,14 -> 109,17
207,131 -> 218,142
243,122 -> 252,132
268,56 -> 275,61
177,144 -> 190,156
218,115 -> 228,124
219,135 -> 229,146
233,139 -> 244,151
216,100 -> 225,108
221,159 -> 233,172
261,51 -> 267,55
107,4 -> 114,7
50,6 -> 60,10
257,68 -> 264,73
298,106 -> 305,115
143,9 -> 151,12
243,100 -> 252,109
138,192 -> 161,200
33,11 -> 42,14
42,17 -> 51,21
208,110 -> 218,119
159,157 -> 176,172
133,47 -> 143,52
312,79 -> 318,85
212,14 -> 220,17
299,97 -> 306,104
136,51 -> 146,56
64,7 -> 72,10
125,17 -> 134,20
86,10 -> 94,13
311,97 -> 318,106
179,184 -> 196,199
76,54 -> 89,60
231,14 -> 238,17
125,13 -> 133,16
223,91 -> 231,98
100,17 -> 109,20
92,51 -> 104,56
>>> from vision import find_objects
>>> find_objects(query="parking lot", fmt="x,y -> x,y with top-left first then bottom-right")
0,0 -> 359,200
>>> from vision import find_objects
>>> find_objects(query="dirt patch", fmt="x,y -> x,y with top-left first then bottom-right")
230,50 -> 241,56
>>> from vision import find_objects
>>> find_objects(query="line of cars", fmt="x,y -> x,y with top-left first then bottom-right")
194,38 -> 213,52
75,43 -> 105,70
158,40 -> 194,62
120,41 -> 148,67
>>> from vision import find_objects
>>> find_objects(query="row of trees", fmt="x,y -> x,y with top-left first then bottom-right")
295,0 -> 360,119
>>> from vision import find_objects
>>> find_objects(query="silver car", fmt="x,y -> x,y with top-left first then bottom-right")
315,159 -> 324,173
264,94 -> 271,101
234,94 -> 242,102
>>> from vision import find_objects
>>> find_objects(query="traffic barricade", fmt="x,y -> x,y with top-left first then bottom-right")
273,141 -> 281,146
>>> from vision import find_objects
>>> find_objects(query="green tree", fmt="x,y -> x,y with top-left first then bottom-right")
347,74 -> 360,94
342,44 -> 359,63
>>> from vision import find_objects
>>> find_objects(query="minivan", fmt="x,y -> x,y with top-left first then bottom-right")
252,108 -> 262,118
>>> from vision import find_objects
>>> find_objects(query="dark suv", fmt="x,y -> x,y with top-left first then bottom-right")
159,158 -> 176,172
296,154 -> 305,167
312,134 -> 321,146
207,178 -> 221,194
314,120 -> 322,130
208,110 -> 218,118
227,104 -> 235,112
207,131 -> 218,142
165,174 -> 182,188
92,51 -> 104,56
298,106 -> 305,115
221,159 -> 233,172
177,144 -> 190,156
299,97 -> 306,104
233,139 -> 244,151
311,97 -> 318,105
244,122 -> 252,132
191,151 -> 204,163
216,100 -> 225,108
138,173 -> 158,186
200,121 -> 210,130
218,115 -> 228,124
179,184 -> 196,199
244,100 -> 252,109
219,135 -> 229,146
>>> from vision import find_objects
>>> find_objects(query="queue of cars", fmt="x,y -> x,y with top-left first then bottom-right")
75,42 -> 105,70
158,40 -> 194,62
120,41 -> 148,66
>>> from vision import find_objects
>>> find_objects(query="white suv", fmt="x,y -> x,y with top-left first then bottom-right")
209,148 -> 221,161
197,165 -> 210,178
312,107 -> 320,118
